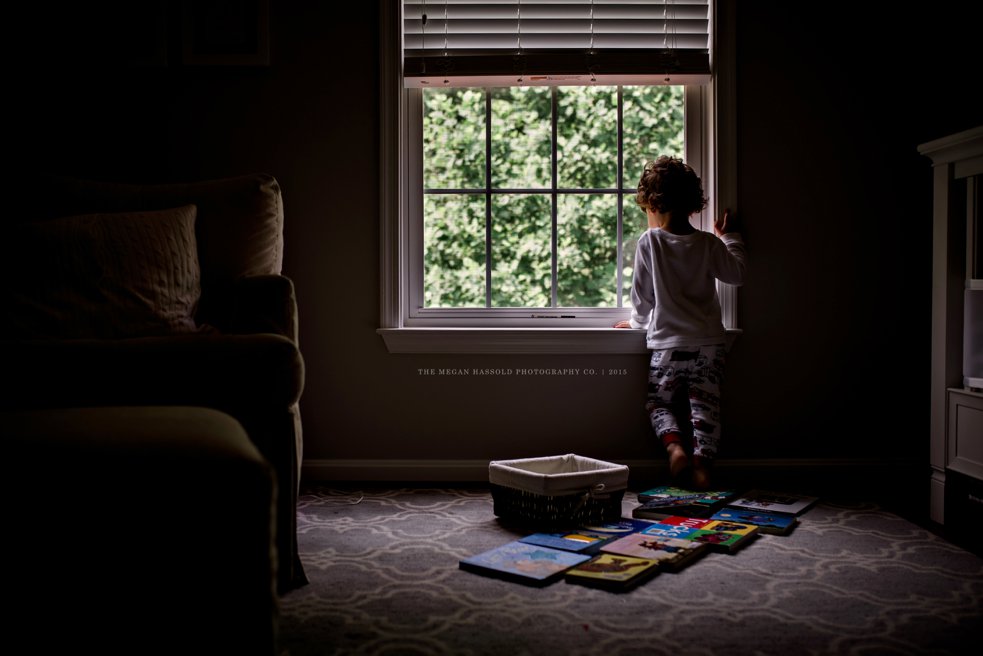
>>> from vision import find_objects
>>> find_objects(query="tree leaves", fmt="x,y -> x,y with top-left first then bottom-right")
422,85 -> 684,308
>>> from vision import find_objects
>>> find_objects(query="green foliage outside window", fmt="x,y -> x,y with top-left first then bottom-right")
423,85 -> 684,308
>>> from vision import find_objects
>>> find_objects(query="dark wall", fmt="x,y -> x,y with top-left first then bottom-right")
8,2 -> 982,475
733,3 -> 982,461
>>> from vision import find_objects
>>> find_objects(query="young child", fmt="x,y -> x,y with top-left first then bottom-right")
615,156 -> 747,490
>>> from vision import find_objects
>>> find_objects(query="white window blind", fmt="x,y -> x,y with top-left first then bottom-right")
402,0 -> 711,87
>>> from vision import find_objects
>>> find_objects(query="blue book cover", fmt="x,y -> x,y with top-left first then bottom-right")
578,517 -> 659,535
518,530 -> 616,554
459,540 -> 592,586
711,507 -> 799,535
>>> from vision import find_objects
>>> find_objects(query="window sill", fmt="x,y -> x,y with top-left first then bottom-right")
377,327 -> 742,354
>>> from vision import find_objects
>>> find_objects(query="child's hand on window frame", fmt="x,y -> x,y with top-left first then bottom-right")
714,209 -> 741,236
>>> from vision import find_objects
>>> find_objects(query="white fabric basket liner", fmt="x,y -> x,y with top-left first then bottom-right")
488,453 -> 629,497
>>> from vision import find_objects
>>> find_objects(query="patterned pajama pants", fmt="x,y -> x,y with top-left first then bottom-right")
645,344 -> 726,460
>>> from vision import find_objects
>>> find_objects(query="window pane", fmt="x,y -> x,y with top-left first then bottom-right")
424,194 -> 485,307
490,87 -> 551,189
420,84 -> 688,312
557,86 -> 618,189
423,88 -> 485,189
621,195 -> 649,304
557,194 -> 618,307
622,85 -> 685,176
491,194 -> 551,307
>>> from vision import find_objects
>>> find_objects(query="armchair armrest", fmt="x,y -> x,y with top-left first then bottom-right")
226,274 -> 300,343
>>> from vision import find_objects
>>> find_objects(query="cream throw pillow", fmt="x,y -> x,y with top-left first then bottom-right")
4,205 -> 201,339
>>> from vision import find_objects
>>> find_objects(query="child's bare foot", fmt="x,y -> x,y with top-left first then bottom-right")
691,457 -> 712,491
666,442 -> 691,484
691,467 -> 710,490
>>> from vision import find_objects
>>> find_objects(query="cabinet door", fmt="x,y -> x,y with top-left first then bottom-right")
947,389 -> 983,481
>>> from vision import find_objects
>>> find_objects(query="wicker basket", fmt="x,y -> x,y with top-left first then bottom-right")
488,454 -> 629,527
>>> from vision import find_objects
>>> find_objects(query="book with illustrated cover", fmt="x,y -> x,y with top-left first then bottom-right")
641,516 -> 760,553
600,533 -> 708,572
459,540 -> 592,586
631,486 -> 740,520
564,553 -> 661,591
727,489 -> 819,516
710,507 -> 799,535
632,497 -> 720,521
578,517 -> 659,535
637,516 -> 706,540
518,529 -> 618,554
685,519 -> 759,553
636,485 -> 738,506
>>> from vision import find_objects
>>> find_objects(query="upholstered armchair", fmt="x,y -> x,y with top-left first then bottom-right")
0,173 -> 307,595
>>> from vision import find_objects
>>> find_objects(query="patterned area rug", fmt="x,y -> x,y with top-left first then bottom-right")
278,487 -> 983,656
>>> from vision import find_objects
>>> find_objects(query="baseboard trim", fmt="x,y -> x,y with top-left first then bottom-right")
302,457 -> 924,498
303,458 -> 493,483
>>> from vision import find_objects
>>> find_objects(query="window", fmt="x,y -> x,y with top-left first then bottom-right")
380,1 -> 736,353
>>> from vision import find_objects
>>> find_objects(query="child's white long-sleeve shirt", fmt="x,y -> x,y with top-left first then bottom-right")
628,229 -> 747,350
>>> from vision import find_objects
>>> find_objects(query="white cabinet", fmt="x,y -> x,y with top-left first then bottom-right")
919,126 -> 983,525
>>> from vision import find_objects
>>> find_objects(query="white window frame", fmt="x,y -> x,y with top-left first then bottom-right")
379,0 -> 738,354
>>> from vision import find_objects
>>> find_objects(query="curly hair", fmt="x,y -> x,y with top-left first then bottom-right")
635,155 -> 708,217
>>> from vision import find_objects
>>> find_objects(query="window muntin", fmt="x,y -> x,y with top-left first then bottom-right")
418,84 -> 686,317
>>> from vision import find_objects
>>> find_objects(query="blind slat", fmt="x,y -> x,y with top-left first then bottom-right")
405,18 -> 710,37
402,1 -> 711,87
404,1 -> 711,20
405,33 -> 710,50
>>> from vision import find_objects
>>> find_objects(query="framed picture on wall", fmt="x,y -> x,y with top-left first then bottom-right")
182,0 -> 270,66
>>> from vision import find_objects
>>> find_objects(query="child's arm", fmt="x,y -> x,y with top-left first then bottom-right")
613,236 -> 654,328
711,209 -> 747,285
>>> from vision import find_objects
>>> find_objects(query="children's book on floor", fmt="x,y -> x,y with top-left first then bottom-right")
578,517 -> 659,535
564,553 -> 661,592
637,485 -> 739,506
631,486 -> 739,520
599,532 -> 708,572
727,489 -> 819,516
710,507 -> 799,535
518,529 -> 618,554
641,516 -> 759,553
459,540 -> 592,586
632,497 -> 721,521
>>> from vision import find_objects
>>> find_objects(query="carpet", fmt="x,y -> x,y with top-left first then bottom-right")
278,486 -> 983,656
